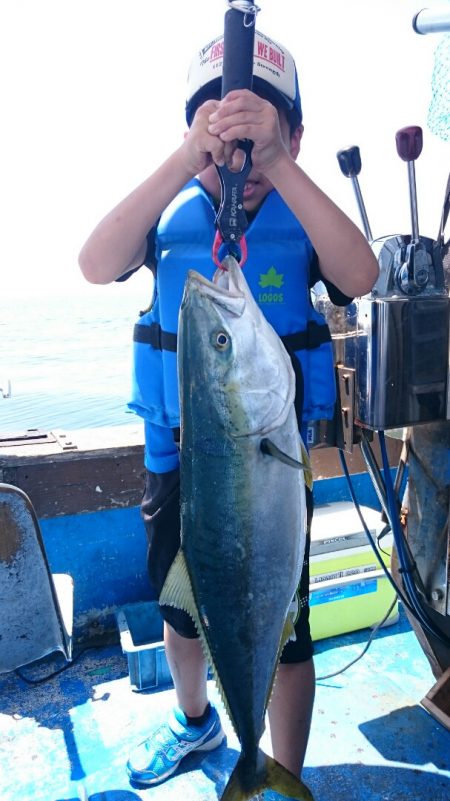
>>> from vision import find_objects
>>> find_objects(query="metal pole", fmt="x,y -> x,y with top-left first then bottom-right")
407,161 -> 420,243
413,7 -> 450,34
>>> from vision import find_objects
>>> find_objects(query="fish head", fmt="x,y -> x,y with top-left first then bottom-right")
178,256 -> 295,437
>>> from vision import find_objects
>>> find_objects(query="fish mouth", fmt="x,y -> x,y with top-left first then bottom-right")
186,268 -> 246,317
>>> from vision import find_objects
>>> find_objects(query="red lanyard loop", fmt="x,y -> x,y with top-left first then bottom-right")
212,230 -> 248,270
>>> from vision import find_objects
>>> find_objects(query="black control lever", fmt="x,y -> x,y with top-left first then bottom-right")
394,125 -> 429,294
214,1 -> 257,265
337,145 -> 373,241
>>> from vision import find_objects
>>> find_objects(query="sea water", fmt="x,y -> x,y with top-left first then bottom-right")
0,290 -> 147,435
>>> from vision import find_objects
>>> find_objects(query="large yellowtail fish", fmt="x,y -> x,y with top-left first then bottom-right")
161,255 -> 313,801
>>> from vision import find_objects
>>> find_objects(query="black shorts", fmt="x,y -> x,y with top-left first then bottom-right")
141,467 -> 314,664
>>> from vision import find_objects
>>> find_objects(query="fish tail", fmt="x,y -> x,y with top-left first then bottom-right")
220,749 -> 314,801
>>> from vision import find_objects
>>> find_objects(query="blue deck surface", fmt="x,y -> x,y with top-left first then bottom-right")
0,606 -> 449,801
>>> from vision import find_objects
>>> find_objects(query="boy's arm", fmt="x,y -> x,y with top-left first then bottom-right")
309,252 -> 353,307
264,157 -> 379,298
78,149 -> 195,284
79,100 -> 224,285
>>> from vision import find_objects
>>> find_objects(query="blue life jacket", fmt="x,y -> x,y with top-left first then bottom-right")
129,179 -> 335,462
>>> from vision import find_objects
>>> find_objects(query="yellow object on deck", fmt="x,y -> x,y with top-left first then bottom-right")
309,502 -> 398,641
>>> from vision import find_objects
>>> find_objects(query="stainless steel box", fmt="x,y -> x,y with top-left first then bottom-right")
355,295 -> 449,430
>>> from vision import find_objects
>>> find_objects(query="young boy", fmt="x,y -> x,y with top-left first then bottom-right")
79,30 -> 378,787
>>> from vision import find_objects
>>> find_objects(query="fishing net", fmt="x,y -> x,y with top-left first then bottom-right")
428,34 -> 450,141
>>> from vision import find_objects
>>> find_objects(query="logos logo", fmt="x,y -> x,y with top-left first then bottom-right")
259,267 -> 284,289
258,267 -> 284,303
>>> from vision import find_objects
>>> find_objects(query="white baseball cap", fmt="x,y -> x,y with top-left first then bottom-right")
185,30 -> 302,127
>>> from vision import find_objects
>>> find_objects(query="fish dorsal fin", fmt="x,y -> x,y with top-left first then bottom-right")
159,549 -> 239,736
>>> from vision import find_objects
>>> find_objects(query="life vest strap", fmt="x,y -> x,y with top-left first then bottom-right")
281,322 -> 331,351
133,322 -> 177,352
133,319 -> 330,352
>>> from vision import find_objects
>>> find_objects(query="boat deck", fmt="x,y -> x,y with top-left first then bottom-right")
1,606 -> 449,801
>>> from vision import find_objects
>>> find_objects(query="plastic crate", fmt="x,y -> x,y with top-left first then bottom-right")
116,601 -> 172,692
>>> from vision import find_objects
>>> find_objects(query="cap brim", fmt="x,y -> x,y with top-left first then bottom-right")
185,76 -> 294,127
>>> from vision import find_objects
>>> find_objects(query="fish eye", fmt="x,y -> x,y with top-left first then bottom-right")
213,331 -> 230,350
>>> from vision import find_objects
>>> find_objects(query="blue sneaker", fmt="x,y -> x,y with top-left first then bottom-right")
126,704 -> 225,785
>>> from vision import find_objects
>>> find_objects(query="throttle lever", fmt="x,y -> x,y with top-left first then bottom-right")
394,125 -> 429,293
395,125 -> 423,243
336,145 -> 373,241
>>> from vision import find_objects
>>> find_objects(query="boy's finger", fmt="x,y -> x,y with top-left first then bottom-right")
223,140 -> 238,169
208,137 -> 227,167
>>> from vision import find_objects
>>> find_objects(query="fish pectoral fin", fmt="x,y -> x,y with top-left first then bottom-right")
260,437 -> 313,490
221,750 -> 314,801
159,549 -> 198,622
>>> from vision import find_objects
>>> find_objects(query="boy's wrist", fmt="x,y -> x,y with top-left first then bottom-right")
174,144 -> 199,183
263,149 -> 296,186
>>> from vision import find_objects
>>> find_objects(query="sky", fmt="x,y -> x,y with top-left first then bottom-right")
0,0 -> 449,301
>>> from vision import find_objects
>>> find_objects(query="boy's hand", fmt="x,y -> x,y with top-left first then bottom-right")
207,90 -> 288,173
180,99 -> 232,175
